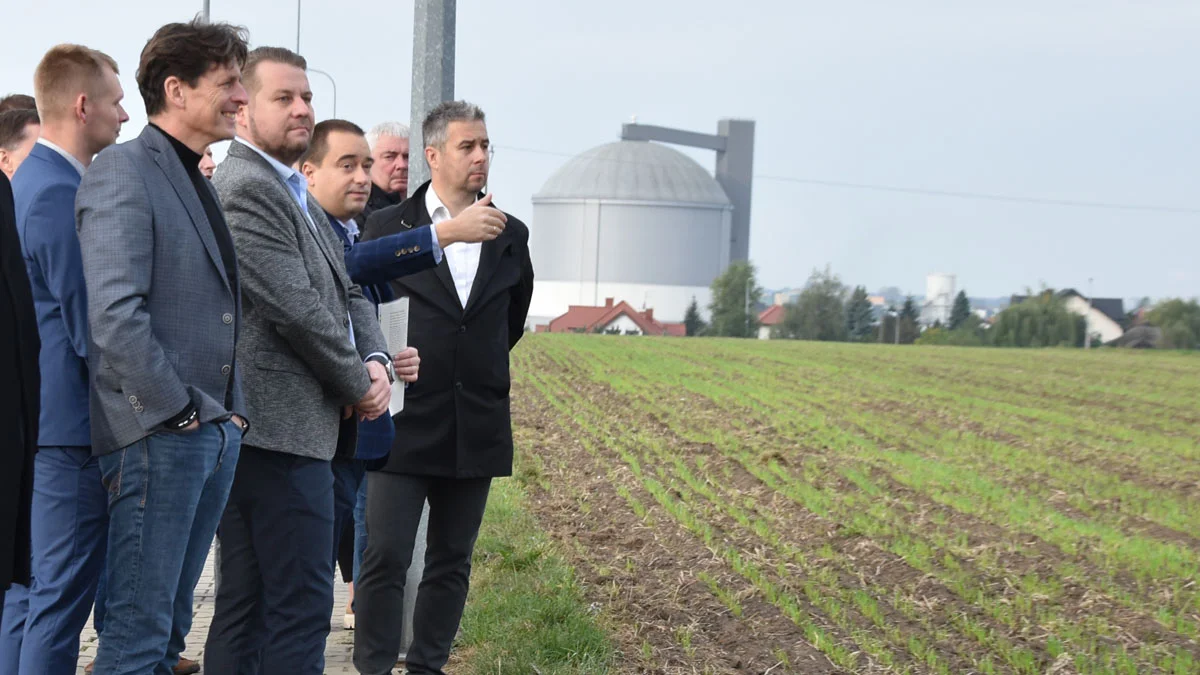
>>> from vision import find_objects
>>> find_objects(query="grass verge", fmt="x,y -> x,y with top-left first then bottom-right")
454,475 -> 615,674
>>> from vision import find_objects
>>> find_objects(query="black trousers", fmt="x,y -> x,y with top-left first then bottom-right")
204,446 -> 334,675
353,473 -> 491,675
331,457 -> 365,583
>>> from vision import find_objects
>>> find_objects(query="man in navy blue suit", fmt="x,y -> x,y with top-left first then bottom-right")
299,119 -> 504,630
0,44 -> 128,675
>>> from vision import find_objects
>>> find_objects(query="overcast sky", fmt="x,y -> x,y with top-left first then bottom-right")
4,1 -> 1196,299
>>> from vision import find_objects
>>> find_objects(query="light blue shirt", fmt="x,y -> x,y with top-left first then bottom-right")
234,137 -> 315,228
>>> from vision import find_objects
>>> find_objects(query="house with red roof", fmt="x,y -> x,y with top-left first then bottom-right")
757,304 -> 786,339
538,298 -> 687,336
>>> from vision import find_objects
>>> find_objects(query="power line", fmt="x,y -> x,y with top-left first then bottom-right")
753,175 -> 1200,214
493,143 -> 1200,215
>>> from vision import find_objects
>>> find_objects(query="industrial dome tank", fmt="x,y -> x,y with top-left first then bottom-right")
527,140 -> 734,326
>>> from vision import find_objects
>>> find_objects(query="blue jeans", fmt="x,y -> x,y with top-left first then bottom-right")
353,477 -> 368,584
93,565 -> 106,634
92,421 -> 241,675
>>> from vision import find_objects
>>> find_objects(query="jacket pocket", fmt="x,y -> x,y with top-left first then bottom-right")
254,351 -> 314,377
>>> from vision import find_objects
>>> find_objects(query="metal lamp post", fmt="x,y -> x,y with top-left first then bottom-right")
307,67 -> 337,118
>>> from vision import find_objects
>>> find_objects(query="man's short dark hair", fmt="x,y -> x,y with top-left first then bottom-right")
0,109 -> 39,150
300,119 -> 365,167
422,101 -> 485,151
242,47 -> 307,96
0,94 -> 36,114
137,19 -> 249,117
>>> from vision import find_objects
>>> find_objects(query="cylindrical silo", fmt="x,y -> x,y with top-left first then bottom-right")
924,273 -> 957,325
528,140 -> 733,326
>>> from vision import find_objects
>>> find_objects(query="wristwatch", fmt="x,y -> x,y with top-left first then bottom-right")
367,354 -> 395,384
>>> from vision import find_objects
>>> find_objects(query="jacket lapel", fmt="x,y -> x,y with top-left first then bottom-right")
323,208 -> 354,250
401,184 -> 461,310
462,234 -> 509,315
143,127 -> 231,294
304,195 -> 345,277
229,142 -> 343,284
462,192 -> 513,316
433,256 -> 461,310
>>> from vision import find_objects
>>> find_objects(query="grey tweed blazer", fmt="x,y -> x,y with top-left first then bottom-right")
213,140 -> 387,460
77,125 -> 245,455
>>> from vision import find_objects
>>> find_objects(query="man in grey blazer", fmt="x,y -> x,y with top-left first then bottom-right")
202,47 -> 401,675
74,20 -> 250,675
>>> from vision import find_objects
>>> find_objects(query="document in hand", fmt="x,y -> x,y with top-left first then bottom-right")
379,297 -> 408,416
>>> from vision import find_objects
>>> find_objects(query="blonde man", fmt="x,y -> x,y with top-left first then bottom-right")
0,43 -> 126,675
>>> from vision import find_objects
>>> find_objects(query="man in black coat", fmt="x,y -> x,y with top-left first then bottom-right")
0,171 -> 38,622
353,101 -> 532,675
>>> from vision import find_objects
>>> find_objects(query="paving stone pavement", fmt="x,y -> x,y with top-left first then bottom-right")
75,543 -> 361,674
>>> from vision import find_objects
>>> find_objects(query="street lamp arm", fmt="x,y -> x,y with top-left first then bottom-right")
307,67 -> 337,118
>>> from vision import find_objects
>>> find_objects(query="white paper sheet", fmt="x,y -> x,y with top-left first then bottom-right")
379,297 -> 409,415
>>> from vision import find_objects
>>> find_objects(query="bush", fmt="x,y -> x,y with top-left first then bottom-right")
992,291 -> 1086,347
1147,299 -> 1200,349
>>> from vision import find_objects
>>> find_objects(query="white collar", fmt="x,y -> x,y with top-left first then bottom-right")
424,185 -> 480,223
338,217 -> 360,240
424,184 -> 450,221
36,138 -> 86,177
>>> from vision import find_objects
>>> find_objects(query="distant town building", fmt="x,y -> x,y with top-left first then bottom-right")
920,273 -> 956,326
773,288 -> 802,306
867,294 -> 889,322
538,298 -> 686,336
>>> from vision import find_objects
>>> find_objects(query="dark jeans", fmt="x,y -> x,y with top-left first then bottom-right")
93,421 -> 241,675
204,445 -> 334,675
353,473 -> 491,675
0,447 -> 107,674
353,478 -> 368,584
331,457 -> 365,583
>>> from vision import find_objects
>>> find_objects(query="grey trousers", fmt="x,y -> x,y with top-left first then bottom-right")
352,473 -> 491,675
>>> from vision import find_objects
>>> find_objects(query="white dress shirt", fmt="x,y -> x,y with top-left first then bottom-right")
426,186 -> 481,307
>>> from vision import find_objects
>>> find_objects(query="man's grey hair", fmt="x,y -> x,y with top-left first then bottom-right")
366,121 -> 409,151
422,101 -> 485,151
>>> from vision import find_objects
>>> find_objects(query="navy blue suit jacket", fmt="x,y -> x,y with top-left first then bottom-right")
324,209 -> 438,305
321,209 -> 439,462
15,143 -> 89,447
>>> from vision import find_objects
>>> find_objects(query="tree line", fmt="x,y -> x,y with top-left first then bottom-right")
686,262 -> 1200,350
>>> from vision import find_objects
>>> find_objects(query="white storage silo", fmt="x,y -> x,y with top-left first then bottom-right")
528,140 -> 734,325
922,273 -> 957,326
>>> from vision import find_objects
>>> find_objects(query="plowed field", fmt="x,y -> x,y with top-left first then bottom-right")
509,335 -> 1200,674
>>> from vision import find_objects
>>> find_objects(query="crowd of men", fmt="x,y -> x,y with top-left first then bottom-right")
0,17 -> 533,675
